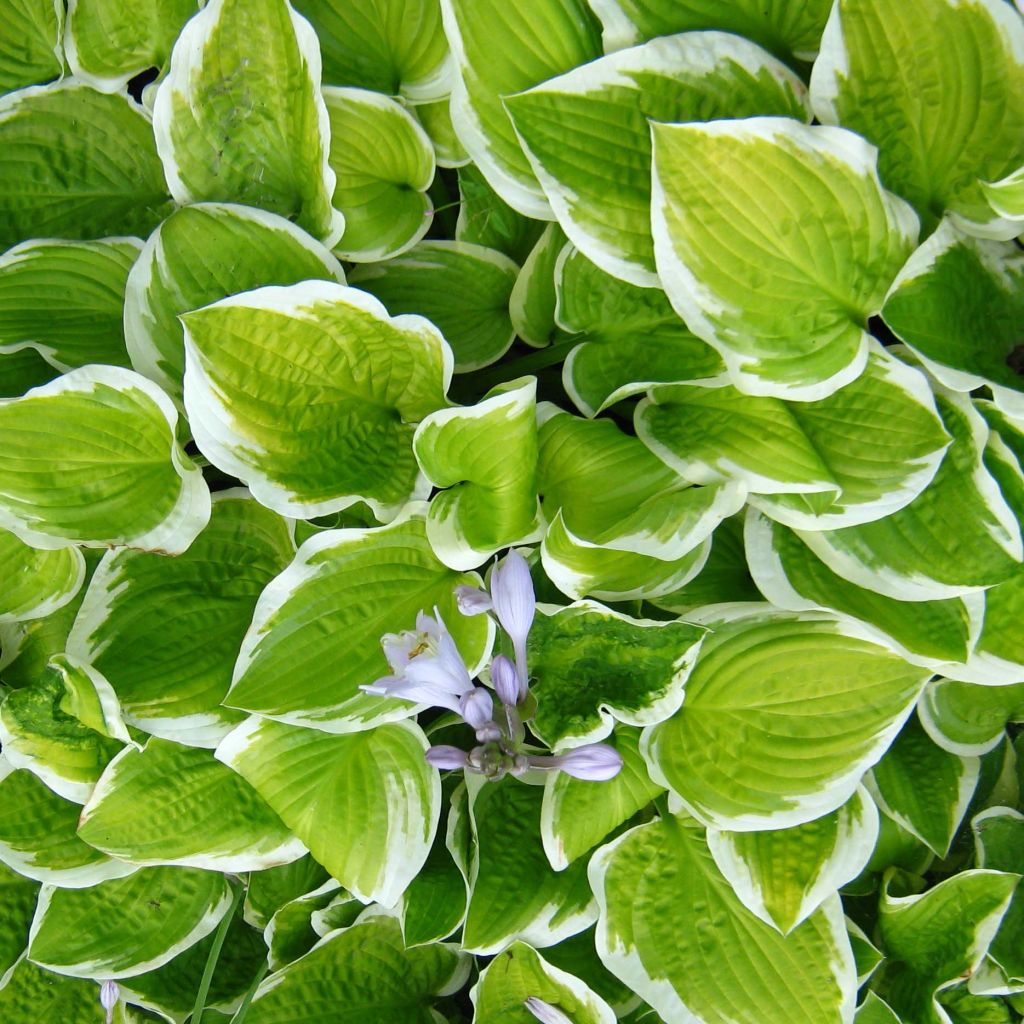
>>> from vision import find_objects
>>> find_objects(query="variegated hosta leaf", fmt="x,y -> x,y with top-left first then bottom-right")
263,880 -> 348,971
983,165 -> 1024,221
472,941 -> 616,1024
0,529 -> 84,625
919,680 -> 1024,757
797,391 -> 1023,602
0,81 -> 173,251
506,31 -> 809,287
152,0 -> 344,245
441,0 -> 602,217
706,786 -> 879,936
883,222 -> 1024,419
0,959 -> 108,1023
414,377 -> 542,569
0,861 -> 37,981
413,98 -> 470,168
541,726 -> 664,871
0,366 -> 210,553
323,87 -> 434,262
557,245 -> 725,417
27,867 -> 233,979
0,345 -> 56,397
65,0 -> 197,92
78,738 -> 305,871
0,762 -> 135,887
243,916 -> 467,1024
124,202 -> 345,402
223,507 -> 492,730
65,492 -> 294,748
810,0 -> 1024,238
590,813 -> 858,1024
245,855 -> 329,932
0,238 -> 140,372
182,281 -> 450,520
651,117 -> 918,400
292,0 -> 452,101
0,0 -> 63,93
350,240 -> 519,372
456,162 -> 546,264
642,605 -> 930,830
528,602 -> 704,751
540,927 -> 639,1018
217,717 -> 439,906
510,223 -> 566,350
744,509 -> 977,667
585,0 -> 833,64
876,869 -> 1020,1023
854,992 -> 902,1023
458,775 -> 596,955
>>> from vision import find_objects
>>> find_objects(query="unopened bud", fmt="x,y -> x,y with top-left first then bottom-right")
525,996 -> 573,1024
491,654 -> 520,707
425,745 -> 470,771
100,981 -> 119,1023
459,687 -> 494,730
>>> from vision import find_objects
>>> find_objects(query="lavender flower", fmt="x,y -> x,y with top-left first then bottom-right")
525,996 -> 574,1024
100,981 -> 119,1023
490,653 -> 520,707
528,743 -> 623,781
425,745 -> 470,770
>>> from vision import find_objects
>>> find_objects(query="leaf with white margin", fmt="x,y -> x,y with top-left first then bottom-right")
440,0 -> 602,218
0,762 -> 133,888
528,602 -> 704,751
0,0 -> 63,93
584,0 -> 833,65
350,240 -> 519,372
414,377 -> 543,570
182,281 -> 450,520
217,717 -> 439,906
589,812 -> 858,1024
263,880 -> 346,971
28,867 -> 232,980
882,222 -> 1024,419
920,680 -> 1024,758
0,344 -> 55,397
460,774 -> 597,955
0,530 -> 84,625
0,959 -> 109,1023
65,0 -> 197,92
744,509 -> 977,666
511,224 -> 567,349
243,915 -> 468,1024
0,862 -> 37,983
983,166 -> 1024,221
223,507 -> 492,730
706,786 -> 879,936
0,366 -> 209,554
412,99 -> 470,168
472,940 -> 616,1024
0,81 -> 173,251
797,391 -> 1023,602
152,0 -> 343,245
323,87 -> 434,262
456,163 -> 546,264
855,992 -> 902,1023
0,238 -> 139,371
506,31 -> 809,288
245,855 -> 329,932
847,919 -> 884,987
66,492 -> 294,748
652,117 -> 918,401
809,0 -> 1024,239
642,605 -> 930,831
541,726 -> 664,871
541,927 -> 640,1018
78,738 -> 305,872
47,654 -> 131,744
292,0 -> 452,101
875,869 -> 1019,1024
124,203 -> 345,403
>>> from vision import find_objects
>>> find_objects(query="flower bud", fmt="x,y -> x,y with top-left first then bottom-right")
525,996 -> 573,1024
425,745 -> 470,771
528,743 -> 623,781
455,584 -> 492,615
491,654 -> 520,707
459,687 -> 494,730
100,981 -> 119,1023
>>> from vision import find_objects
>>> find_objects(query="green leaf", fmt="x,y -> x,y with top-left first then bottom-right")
412,99 -> 469,168
455,162 -> 545,264
651,118 -> 918,400
152,0 -> 343,244
506,31 -> 809,287
855,992 -> 903,1023
0,238 -> 140,371
589,813 -> 857,1024
0,344 -> 57,397
243,915 -> 467,1024
217,718 -> 439,905
919,680 -> 1024,758
0,0 -> 63,93
0,959 -> 107,1023
541,726 -> 663,870
414,377 -> 542,569
124,202 -> 345,403
263,880 -> 344,971
350,240 -> 518,371
65,492 -> 294,747
471,940 -> 616,1024
810,0 -> 1024,238
642,605 -> 929,830
528,601 -> 704,751
65,0 -> 197,92
0,862 -> 39,982
0,365 -> 210,554
28,866 -> 233,979
182,281 -> 450,520
510,223 -> 566,349
0,81 -> 172,251
324,87 -> 434,262
244,855 -> 329,932
222,507 -> 492,730
0,529 -> 84,625
540,927 -> 640,1017
441,0 -> 602,217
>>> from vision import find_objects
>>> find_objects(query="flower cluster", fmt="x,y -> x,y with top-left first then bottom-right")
362,550 -> 622,783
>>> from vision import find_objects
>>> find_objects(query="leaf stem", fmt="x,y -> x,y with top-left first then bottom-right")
190,880 -> 244,1024
229,960 -> 270,1024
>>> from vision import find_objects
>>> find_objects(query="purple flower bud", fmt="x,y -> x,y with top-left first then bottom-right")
476,723 -> 503,743
529,743 -> 623,781
491,654 -> 520,707
100,981 -> 119,1023
490,550 -> 535,699
525,997 -> 573,1024
425,745 -> 470,771
459,687 -> 494,730
455,584 -> 493,616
